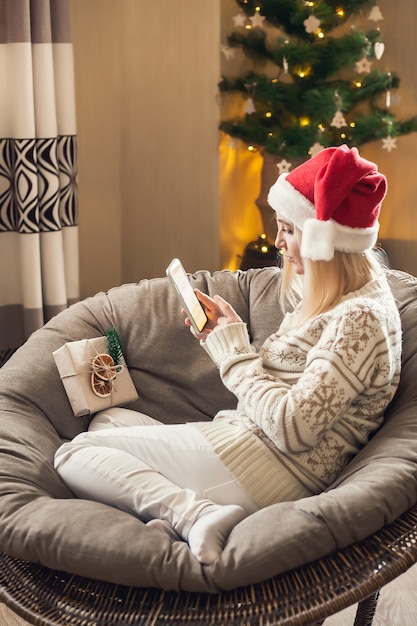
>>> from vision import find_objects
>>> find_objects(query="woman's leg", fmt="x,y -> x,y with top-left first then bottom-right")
84,409 -> 258,512
88,408 -> 163,431
54,411 -> 255,563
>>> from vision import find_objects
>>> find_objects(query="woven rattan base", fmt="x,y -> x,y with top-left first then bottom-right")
1,504 -> 417,626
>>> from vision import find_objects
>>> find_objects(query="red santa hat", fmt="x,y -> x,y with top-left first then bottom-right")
267,145 -> 387,261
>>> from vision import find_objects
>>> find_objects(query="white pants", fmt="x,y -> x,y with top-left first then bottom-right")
54,408 -> 258,538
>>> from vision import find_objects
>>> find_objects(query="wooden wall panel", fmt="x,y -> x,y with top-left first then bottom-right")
70,0 -> 220,297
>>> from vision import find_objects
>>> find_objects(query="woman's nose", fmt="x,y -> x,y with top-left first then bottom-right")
275,232 -> 285,249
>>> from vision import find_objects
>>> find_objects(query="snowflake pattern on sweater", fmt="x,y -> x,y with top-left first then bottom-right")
198,276 -> 402,506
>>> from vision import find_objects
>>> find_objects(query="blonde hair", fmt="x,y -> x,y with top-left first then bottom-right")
279,228 -> 385,325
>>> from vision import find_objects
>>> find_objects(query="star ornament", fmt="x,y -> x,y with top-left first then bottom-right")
382,135 -> 397,152
277,158 -> 292,174
233,11 -> 247,28
355,57 -> 372,74
250,11 -> 266,29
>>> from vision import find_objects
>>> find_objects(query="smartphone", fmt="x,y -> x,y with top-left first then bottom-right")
166,258 -> 208,333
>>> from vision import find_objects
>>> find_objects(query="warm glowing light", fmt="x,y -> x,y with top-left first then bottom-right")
268,132 -> 273,137
296,66 -> 311,79
265,111 -> 272,118
245,24 -> 252,30
255,5 -> 261,11
299,116 -> 310,127
272,78 -> 278,84
354,81 -> 362,88
341,133 -> 347,139
350,122 -> 356,128
260,233 -> 267,239
336,8 -> 345,17
317,30 -> 324,39
261,245 -> 269,254
317,123 -> 325,131
247,145 -> 257,152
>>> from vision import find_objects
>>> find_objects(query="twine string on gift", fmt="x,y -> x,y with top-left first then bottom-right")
83,340 -> 125,398
89,354 -> 124,379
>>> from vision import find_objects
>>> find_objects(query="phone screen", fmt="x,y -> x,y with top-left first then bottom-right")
166,258 -> 208,333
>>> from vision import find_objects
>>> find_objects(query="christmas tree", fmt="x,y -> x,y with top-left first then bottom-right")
220,0 -> 417,160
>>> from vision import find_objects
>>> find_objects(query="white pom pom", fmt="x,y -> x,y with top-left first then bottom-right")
301,219 -> 335,261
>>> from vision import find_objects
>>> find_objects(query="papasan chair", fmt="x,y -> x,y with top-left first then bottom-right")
1,265 -> 417,626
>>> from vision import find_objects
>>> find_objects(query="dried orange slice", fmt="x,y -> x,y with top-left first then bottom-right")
91,353 -> 117,381
91,372 -> 113,397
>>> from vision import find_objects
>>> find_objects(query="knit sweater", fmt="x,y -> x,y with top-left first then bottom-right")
194,275 -> 402,508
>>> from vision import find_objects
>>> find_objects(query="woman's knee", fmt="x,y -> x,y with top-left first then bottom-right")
89,408 -> 162,431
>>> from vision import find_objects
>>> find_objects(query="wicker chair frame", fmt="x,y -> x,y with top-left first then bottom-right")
1,502 -> 417,626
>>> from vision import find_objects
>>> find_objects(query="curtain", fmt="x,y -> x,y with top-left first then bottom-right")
0,0 -> 79,366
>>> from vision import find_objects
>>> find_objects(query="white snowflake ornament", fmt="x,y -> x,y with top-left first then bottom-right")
330,111 -> 347,128
382,136 -> 397,152
304,14 -> 321,34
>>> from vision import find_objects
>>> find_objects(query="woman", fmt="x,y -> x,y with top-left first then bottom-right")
54,145 -> 402,565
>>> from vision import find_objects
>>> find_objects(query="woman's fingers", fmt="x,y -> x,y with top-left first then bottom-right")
183,290 -> 243,338
212,295 -> 242,324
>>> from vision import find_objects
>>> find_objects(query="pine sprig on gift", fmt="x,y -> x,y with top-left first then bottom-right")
106,327 -> 124,366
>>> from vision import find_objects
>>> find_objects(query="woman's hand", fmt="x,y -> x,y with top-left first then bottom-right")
183,289 -> 243,339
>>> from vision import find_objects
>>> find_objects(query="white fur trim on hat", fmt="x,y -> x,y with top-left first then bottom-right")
301,219 -> 336,261
267,173 -> 315,229
333,221 -> 380,254
300,218 -> 379,261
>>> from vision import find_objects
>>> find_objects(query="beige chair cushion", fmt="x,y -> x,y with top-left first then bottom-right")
0,267 -> 416,591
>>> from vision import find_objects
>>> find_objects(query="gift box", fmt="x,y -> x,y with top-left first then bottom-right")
53,336 -> 138,417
